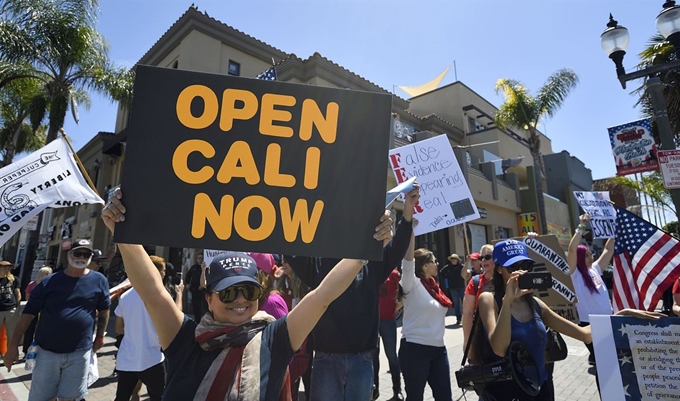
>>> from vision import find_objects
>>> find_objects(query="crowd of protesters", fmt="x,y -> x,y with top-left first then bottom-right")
0,182 -> 674,401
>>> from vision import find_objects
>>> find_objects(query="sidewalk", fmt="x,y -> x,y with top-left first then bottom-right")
1,315 -> 600,401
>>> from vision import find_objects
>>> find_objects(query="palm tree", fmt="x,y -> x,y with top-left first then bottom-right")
494,69 -> 579,234
0,0 -> 133,290
633,34 -> 680,147
0,0 -> 134,143
0,77 -> 47,166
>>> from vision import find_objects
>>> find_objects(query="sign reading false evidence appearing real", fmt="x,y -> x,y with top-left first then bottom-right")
114,65 -> 392,260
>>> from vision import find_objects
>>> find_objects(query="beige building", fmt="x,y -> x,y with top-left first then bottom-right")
36,6 -> 578,275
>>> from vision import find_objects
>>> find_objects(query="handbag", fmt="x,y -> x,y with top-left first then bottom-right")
544,327 -> 567,362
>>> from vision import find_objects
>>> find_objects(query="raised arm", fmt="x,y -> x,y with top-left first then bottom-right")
400,228 -> 417,294
286,211 -> 393,351
174,280 -> 184,311
461,257 -> 471,281
382,186 -> 419,275
596,238 -> 615,269
567,214 -> 589,276
102,189 -> 184,350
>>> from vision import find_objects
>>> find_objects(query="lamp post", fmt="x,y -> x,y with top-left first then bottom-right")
601,1 -> 680,223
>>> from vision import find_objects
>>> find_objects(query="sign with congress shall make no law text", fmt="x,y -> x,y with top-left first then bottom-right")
114,65 -> 392,260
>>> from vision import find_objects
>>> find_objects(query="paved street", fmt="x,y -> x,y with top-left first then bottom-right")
0,314 -> 600,401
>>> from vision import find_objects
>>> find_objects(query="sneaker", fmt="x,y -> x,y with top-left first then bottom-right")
389,390 -> 404,401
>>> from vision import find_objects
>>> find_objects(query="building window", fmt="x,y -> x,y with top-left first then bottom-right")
468,116 -> 485,133
228,60 -> 240,76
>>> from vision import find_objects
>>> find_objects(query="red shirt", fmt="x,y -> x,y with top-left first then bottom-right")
673,278 -> 679,294
379,270 -> 401,320
464,274 -> 491,296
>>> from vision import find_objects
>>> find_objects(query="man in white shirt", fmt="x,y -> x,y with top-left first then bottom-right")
114,255 -> 167,401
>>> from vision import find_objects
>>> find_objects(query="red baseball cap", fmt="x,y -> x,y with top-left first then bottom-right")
469,252 -> 481,260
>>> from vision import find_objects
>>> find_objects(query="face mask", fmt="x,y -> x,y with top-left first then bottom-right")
68,254 -> 92,269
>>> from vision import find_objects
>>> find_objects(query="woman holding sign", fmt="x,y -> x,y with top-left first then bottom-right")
470,239 -> 661,401
101,188 -> 403,400
567,213 -> 614,366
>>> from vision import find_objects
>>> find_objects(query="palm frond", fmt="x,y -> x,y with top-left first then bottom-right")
535,68 -> 579,119
494,78 -> 536,129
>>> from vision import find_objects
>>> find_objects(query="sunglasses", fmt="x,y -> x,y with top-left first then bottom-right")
71,250 -> 93,259
215,284 -> 262,303
506,260 -> 535,273
481,254 -> 493,261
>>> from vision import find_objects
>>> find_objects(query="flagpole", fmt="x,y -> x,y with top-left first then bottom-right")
59,128 -> 100,196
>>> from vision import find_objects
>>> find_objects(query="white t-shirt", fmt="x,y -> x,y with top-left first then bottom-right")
114,288 -> 165,371
571,263 -> 613,322
400,259 -> 448,347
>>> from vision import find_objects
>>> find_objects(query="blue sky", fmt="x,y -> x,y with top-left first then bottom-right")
64,0 -> 659,183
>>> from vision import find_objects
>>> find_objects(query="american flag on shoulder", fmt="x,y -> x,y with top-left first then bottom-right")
612,205 -> 680,312
256,66 -> 277,81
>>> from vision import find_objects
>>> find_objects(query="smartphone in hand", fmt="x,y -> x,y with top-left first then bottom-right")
172,272 -> 182,285
518,272 -> 552,291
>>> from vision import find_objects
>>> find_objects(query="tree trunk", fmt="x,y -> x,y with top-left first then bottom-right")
2,119 -> 24,167
528,128 -> 548,234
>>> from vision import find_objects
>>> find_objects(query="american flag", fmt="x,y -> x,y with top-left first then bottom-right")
256,66 -> 277,81
612,205 -> 680,312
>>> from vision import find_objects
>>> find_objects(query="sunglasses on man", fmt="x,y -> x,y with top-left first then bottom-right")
215,284 -> 263,303
71,250 -> 93,259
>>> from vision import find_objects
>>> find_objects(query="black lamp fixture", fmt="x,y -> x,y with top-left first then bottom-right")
601,1 -> 680,88
656,0 -> 680,53
600,14 -> 629,79
599,1 -> 680,223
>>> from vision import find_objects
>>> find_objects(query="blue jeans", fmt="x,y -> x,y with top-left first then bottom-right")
450,288 -> 465,321
310,350 -> 373,401
373,319 -> 401,391
398,340 -> 452,401
29,346 -> 91,401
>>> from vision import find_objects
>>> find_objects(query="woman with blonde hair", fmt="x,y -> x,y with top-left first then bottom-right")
0,260 -> 21,356
462,244 -> 495,350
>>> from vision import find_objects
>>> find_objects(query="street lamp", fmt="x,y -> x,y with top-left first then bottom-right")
600,1 -> 680,223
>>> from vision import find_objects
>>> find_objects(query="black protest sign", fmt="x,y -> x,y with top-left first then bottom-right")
114,65 -> 392,260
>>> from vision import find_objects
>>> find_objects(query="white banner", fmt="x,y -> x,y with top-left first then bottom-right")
573,191 -> 616,238
0,138 -> 104,247
388,135 -> 479,236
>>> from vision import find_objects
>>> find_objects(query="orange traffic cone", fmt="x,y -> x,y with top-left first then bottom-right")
0,322 -> 7,356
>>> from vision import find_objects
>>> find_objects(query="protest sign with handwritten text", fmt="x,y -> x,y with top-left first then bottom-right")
573,191 -> 617,239
592,316 -> 680,401
388,135 -> 479,235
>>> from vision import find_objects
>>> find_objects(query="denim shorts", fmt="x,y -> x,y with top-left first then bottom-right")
29,346 -> 91,401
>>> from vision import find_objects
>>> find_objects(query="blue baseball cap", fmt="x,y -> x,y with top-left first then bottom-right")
493,240 -> 535,267
207,252 -> 260,291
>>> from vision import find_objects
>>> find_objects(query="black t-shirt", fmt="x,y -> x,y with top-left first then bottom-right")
0,277 -> 18,311
163,316 -> 295,401
185,264 -> 203,294
286,218 -> 413,354
440,263 -> 465,289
